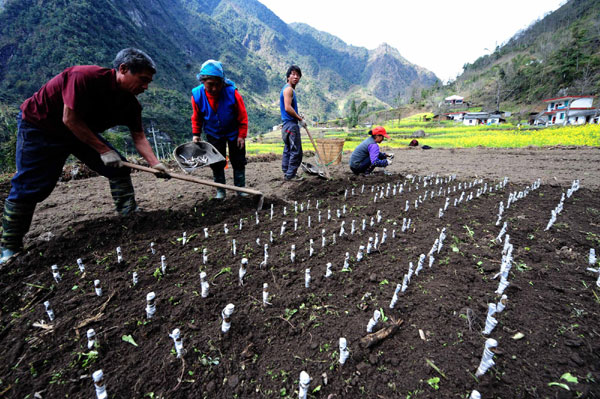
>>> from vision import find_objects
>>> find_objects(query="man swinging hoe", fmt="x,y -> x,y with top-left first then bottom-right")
0,48 -> 169,264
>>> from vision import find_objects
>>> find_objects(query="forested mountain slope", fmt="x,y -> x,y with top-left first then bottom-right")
0,0 -> 437,143
447,0 -> 600,109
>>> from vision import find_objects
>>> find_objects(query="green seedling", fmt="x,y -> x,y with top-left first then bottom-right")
585,232 -> 600,246
516,262 -> 531,272
425,358 -> 447,379
463,225 -> 475,239
284,308 -> 298,320
49,371 -> 63,384
426,376 -> 440,390
319,343 -> 331,352
548,372 -> 579,390
153,267 -> 162,280
73,350 -> 98,368
200,354 -> 220,366
122,334 -> 138,347
177,232 -> 198,243
213,267 -> 231,279
379,308 -> 389,322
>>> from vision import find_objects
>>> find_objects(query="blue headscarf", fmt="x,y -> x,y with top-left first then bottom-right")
196,59 -> 236,88
197,59 -> 224,80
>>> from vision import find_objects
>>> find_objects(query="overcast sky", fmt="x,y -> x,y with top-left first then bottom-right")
258,0 -> 566,82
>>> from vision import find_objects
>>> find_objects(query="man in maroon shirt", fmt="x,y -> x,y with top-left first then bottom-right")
0,48 -> 169,264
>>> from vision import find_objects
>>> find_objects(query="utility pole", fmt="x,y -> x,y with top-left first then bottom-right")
150,122 -> 159,155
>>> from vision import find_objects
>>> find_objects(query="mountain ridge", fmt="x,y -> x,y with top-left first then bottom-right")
0,0 -> 438,141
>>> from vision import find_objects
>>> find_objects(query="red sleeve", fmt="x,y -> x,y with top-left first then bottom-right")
234,90 -> 248,139
191,96 -> 203,135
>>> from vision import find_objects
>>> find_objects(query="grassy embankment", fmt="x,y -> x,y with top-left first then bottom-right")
247,113 -> 600,155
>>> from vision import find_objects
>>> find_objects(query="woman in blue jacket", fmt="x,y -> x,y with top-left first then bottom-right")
191,60 -> 249,199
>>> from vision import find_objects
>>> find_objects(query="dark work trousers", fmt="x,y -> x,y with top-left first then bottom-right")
281,121 -> 303,179
205,134 -> 247,178
9,113 -> 132,205
350,156 -> 373,175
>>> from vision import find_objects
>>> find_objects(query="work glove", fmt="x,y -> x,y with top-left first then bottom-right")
298,119 -> 307,128
387,153 -> 395,159
100,150 -> 123,167
151,162 -> 171,179
192,135 -> 203,143
386,159 -> 393,167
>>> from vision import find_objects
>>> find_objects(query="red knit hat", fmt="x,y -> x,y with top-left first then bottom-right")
372,126 -> 389,139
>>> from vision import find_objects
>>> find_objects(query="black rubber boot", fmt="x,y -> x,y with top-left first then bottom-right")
364,163 -> 377,176
109,176 -> 138,215
1,199 -> 37,258
233,169 -> 249,197
213,168 -> 226,199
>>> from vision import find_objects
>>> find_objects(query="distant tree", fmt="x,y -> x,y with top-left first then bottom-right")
347,100 -> 367,128
573,61 -> 598,95
0,106 -> 18,172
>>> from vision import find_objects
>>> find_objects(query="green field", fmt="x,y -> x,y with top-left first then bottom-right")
247,113 -> 600,155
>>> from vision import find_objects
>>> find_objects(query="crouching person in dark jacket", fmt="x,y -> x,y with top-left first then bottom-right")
349,126 -> 393,175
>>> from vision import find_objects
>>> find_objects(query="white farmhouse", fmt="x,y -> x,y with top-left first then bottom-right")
444,111 -> 467,121
444,95 -> 464,105
463,112 -> 504,126
535,95 -> 598,126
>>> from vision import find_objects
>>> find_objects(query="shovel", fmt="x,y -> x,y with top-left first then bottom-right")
302,125 -> 331,179
122,161 -> 265,210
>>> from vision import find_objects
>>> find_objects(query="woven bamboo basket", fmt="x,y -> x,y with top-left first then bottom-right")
315,138 -> 345,165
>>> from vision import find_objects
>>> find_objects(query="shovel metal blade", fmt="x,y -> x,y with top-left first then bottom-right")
173,142 -> 226,173
300,162 -> 327,179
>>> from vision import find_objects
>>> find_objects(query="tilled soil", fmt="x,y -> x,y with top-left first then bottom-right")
0,147 -> 599,398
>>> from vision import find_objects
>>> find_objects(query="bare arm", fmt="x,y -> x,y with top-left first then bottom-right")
131,130 -> 161,167
62,105 -> 111,154
283,86 -> 302,121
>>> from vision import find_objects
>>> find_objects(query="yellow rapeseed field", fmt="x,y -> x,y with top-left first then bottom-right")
413,124 -> 600,148
248,118 -> 599,155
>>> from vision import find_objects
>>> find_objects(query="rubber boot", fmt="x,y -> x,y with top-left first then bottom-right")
233,169 -> 249,197
364,163 -> 377,176
213,168 -> 226,200
109,176 -> 138,216
1,199 -> 37,263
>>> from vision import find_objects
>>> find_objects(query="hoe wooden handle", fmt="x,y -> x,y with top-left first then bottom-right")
123,161 -> 264,197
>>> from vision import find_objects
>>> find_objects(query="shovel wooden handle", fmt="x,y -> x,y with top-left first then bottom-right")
302,126 -> 331,179
122,162 -> 264,196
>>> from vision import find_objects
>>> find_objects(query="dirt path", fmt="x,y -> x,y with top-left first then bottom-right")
2,146 -> 598,247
